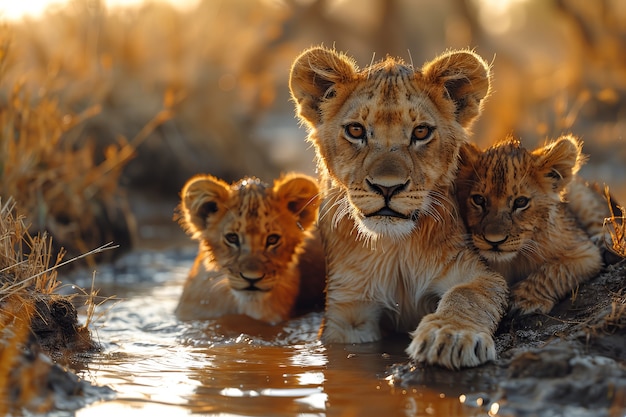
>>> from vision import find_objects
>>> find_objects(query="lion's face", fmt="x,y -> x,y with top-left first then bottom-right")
457,136 -> 582,263
179,173 -> 319,294
289,48 -> 491,240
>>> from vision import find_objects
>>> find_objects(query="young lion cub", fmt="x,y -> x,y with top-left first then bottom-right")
290,46 -> 508,369
174,173 -> 325,324
457,135 -> 604,314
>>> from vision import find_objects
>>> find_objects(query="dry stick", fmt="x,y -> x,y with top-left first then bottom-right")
0,242 -> 118,302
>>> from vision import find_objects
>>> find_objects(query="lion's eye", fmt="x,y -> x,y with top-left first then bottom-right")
345,123 -> 366,141
411,125 -> 434,142
224,233 -> 239,246
471,194 -> 485,207
266,234 -> 280,247
513,196 -> 530,210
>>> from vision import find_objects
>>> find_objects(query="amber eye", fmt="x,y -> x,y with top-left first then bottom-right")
471,194 -> 485,207
411,125 -> 434,142
513,196 -> 530,210
224,233 -> 239,246
345,123 -> 366,141
266,234 -> 280,247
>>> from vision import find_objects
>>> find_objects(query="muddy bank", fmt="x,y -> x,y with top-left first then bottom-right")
389,260 -> 626,416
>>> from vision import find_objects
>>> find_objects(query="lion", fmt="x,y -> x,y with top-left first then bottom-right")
174,173 -> 326,324
456,135 -> 606,314
289,46 -> 508,369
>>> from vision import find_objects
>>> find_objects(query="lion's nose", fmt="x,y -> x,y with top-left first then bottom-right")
483,233 -> 508,246
240,273 -> 264,285
366,179 -> 408,200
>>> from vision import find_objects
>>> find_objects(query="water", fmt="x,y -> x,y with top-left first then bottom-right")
64,248 -> 479,417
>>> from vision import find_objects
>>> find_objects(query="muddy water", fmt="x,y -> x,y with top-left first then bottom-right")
66,248 -> 482,417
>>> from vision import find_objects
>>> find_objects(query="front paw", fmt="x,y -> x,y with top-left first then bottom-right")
510,285 -> 555,315
406,314 -> 496,369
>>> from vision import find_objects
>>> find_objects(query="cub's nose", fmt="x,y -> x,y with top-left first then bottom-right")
483,233 -> 508,247
240,272 -> 264,285
366,179 -> 408,199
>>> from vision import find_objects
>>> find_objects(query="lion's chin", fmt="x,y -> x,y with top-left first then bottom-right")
357,216 -> 416,241
480,250 -> 518,263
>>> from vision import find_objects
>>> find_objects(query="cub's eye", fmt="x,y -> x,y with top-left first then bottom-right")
471,194 -> 486,207
411,125 -> 434,142
344,123 -> 366,141
266,234 -> 280,247
513,196 -> 530,210
224,233 -> 239,246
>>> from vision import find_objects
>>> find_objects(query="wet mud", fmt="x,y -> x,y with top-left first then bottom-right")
390,260 -> 626,417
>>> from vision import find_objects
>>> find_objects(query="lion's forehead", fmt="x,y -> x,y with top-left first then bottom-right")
475,148 -> 534,198
224,188 -> 277,238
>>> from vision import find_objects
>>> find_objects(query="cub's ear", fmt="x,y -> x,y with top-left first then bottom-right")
179,175 -> 230,237
532,134 -> 584,192
289,46 -> 357,126
273,173 -> 320,230
458,141 -> 481,168
422,50 -> 491,128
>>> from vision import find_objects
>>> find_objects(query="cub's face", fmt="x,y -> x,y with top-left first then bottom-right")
289,47 -> 491,240
179,174 -> 319,293
457,136 -> 582,263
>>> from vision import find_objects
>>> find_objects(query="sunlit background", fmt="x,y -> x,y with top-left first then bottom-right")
1,0 -> 623,199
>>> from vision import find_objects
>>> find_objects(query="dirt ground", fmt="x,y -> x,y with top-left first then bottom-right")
390,260 -> 626,417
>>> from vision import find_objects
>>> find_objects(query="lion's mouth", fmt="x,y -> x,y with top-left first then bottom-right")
239,286 -> 270,292
366,207 -> 408,219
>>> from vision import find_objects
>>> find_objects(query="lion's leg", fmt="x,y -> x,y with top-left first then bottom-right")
321,299 -> 382,344
511,239 -> 602,314
406,262 -> 507,369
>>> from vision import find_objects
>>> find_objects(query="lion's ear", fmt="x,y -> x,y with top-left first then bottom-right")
532,134 -> 584,192
180,175 -> 230,237
289,46 -> 357,126
458,141 -> 481,167
273,173 -> 320,230
422,50 -> 491,128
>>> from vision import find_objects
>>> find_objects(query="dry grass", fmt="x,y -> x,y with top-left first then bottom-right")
0,25 -> 176,262
605,188 -> 626,257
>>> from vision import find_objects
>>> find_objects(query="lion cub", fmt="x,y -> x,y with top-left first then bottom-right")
457,135 -> 604,314
174,173 -> 325,324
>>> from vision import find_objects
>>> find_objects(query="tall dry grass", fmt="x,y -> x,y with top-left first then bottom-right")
0,24 -> 177,260
0,197 -> 102,414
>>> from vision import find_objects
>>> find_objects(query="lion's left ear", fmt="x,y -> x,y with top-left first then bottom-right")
532,134 -> 584,192
422,50 -> 491,128
273,173 -> 320,230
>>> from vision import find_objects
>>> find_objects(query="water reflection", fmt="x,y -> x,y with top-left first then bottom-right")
73,250 -> 476,416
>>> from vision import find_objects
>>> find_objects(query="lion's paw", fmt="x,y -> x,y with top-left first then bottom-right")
406,314 -> 496,369
510,285 -> 555,315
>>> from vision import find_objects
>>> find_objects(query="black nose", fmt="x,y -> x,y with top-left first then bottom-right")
366,179 -> 408,200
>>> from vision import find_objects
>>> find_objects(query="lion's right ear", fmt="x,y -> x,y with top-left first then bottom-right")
289,46 -> 357,126
179,175 -> 230,237
532,135 -> 584,192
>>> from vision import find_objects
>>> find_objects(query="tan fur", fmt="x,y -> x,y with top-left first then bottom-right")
174,173 -> 325,324
289,46 -> 508,369
456,135 -> 604,314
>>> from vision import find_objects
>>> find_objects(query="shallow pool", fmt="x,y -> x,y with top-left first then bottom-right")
66,248 -> 481,416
